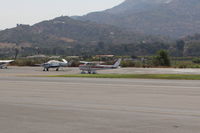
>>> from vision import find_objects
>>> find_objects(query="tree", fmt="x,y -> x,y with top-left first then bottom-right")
192,58 -> 200,64
153,50 -> 171,66
14,47 -> 20,60
176,40 -> 185,56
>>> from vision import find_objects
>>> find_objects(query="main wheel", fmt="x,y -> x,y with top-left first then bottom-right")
92,72 -> 96,74
81,71 -> 86,74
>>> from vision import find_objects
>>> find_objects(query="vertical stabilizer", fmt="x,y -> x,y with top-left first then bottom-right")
113,59 -> 121,68
62,59 -> 68,64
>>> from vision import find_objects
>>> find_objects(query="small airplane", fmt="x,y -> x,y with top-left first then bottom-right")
0,60 -> 14,69
79,59 -> 121,74
42,59 -> 68,71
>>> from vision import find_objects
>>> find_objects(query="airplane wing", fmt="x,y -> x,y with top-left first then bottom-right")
0,60 -> 14,63
80,61 -> 105,64
80,61 -> 91,64
0,60 -> 14,69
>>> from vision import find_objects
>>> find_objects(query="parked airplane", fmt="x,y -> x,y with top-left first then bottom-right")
79,59 -> 121,74
42,59 -> 68,71
0,60 -> 14,69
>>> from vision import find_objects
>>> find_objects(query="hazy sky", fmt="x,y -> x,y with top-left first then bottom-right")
0,0 -> 124,29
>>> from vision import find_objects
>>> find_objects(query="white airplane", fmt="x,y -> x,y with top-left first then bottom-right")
79,59 -> 121,74
0,60 -> 14,69
42,59 -> 68,71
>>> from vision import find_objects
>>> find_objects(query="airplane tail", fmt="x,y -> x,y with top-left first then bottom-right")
62,59 -> 68,64
113,59 -> 122,68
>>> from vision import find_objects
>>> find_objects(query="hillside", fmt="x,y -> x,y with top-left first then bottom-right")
0,16 -> 141,46
0,16 -> 168,57
75,0 -> 200,38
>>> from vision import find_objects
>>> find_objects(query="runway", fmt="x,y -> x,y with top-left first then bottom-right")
2,66 -> 200,77
1,67 -> 200,133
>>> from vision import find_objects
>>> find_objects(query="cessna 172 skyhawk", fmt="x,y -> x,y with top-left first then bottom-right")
42,59 -> 68,71
0,60 -> 14,69
79,59 -> 121,74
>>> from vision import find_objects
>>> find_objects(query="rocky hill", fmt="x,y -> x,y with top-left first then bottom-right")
75,0 -> 200,38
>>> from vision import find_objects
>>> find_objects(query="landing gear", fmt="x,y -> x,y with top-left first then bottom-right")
81,71 -> 86,74
88,71 -> 96,74
56,68 -> 59,71
0,66 -> 7,69
92,71 -> 97,74
81,71 -> 96,74
43,68 -> 49,71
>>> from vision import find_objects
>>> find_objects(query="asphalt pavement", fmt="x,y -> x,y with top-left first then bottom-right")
0,67 -> 200,133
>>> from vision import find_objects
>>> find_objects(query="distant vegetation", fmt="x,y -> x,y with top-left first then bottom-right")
11,58 -> 49,66
8,52 -> 200,69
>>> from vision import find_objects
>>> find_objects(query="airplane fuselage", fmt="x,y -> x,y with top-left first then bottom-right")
42,60 -> 68,71
79,59 -> 121,74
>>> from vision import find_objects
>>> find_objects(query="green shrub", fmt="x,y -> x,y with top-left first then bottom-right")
175,62 -> 200,68
153,50 -> 171,66
12,58 -> 49,66
192,58 -> 200,64
121,60 -> 136,67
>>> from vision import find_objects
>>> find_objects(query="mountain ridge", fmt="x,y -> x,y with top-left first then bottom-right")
74,0 -> 200,38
